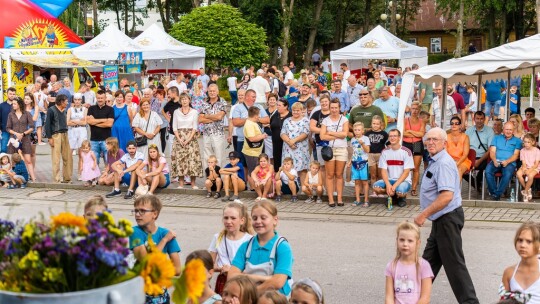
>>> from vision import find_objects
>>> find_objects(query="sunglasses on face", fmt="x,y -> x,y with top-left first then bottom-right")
450,122 -> 461,125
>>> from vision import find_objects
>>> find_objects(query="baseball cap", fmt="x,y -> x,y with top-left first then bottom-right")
228,151 -> 242,159
302,83 -> 312,88
300,69 -> 307,74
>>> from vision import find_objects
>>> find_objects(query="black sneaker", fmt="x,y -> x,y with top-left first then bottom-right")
124,190 -> 134,199
106,189 -> 122,198
397,197 -> 407,207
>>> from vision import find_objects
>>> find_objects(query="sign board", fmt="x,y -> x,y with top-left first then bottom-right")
103,65 -> 119,92
126,64 -> 141,73
118,52 -> 142,65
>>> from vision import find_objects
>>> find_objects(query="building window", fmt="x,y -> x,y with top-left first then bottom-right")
430,38 -> 441,53
407,38 -> 417,45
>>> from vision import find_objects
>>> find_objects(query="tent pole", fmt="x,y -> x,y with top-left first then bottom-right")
506,71 -> 511,121
441,78 -> 447,128
166,59 -> 169,77
531,68 -> 535,108
6,55 -> 12,88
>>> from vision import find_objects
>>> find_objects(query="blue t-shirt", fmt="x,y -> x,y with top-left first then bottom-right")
484,80 -> 505,102
232,233 -> 294,296
373,96 -> 400,132
13,161 -> 28,181
224,162 -> 245,181
500,92 -> 518,114
129,226 -> 181,254
490,134 -> 522,162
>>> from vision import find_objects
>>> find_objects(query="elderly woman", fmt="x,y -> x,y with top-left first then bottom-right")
171,93 -> 203,189
8,95 -> 37,182
402,101 -> 425,195
447,116 -> 471,179
280,102 -> 310,188
320,98 -> 349,207
132,98 -> 163,157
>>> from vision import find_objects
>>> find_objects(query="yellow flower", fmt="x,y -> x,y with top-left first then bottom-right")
101,211 -> 115,226
183,259 -> 206,302
51,212 -> 88,234
18,250 -> 40,270
43,267 -> 64,282
21,223 -> 35,241
140,251 -> 175,296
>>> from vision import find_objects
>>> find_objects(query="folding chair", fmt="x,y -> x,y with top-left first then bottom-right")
462,149 -> 476,200
481,160 -> 518,201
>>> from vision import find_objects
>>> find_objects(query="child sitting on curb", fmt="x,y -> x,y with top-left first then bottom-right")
275,157 -> 299,203
205,155 -> 222,199
220,151 -> 246,202
7,153 -> 28,189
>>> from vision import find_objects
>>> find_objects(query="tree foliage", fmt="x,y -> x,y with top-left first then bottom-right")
169,4 -> 268,69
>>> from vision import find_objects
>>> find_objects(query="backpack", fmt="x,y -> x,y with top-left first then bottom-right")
277,80 -> 287,97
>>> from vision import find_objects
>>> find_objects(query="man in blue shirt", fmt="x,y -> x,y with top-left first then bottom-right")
373,86 -> 400,132
483,80 -> 505,121
0,88 -> 15,153
330,79 -> 350,114
415,127 -> 479,304
485,122 -> 522,200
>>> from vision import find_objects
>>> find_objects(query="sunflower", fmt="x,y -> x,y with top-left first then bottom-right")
50,212 -> 88,234
183,259 -> 206,302
140,251 -> 175,296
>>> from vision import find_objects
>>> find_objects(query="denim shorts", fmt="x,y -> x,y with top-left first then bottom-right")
159,173 -> 170,189
373,179 -> 411,194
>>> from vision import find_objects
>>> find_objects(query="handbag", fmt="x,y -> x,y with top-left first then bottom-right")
245,117 -> 264,148
214,236 -> 231,295
321,116 -> 342,161
135,113 -> 152,147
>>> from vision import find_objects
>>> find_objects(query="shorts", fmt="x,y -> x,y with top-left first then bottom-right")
159,173 -> 170,189
402,141 -> 424,156
121,172 -> 133,185
330,147 -> 348,162
484,99 -> 501,116
13,175 -> 26,183
373,179 -> 411,194
207,178 -> 219,191
315,145 -> 326,165
281,181 -> 299,195
245,154 -> 259,176
352,165 -> 369,181
368,153 -> 381,167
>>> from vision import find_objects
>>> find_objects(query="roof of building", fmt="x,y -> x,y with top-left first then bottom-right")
407,0 -> 480,32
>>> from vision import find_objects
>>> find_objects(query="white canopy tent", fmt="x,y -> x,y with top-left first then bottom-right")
330,25 -> 428,74
397,33 -> 540,135
72,25 -> 143,62
133,24 -> 205,75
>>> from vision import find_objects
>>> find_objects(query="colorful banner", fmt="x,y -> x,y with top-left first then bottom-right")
118,52 -> 143,65
0,0 -> 84,48
2,59 -> 33,100
103,65 -> 119,92
126,64 -> 141,73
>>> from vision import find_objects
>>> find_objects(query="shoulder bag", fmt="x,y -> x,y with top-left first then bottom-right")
321,115 -> 343,161
214,236 -> 230,295
135,112 -> 152,147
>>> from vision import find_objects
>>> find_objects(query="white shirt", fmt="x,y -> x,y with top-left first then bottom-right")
247,76 -> 271,104
284,71 -> 294,86
322,115 -> 348,148
198,74 -> 210,90
321,61 -> 331,73
83,90 -> 97,106
167,80 -> 187,93
208,233 -> 253,267
172,108 -> 198,130
280,168 -> 298,184
342,70 -> 351,90
378,146 -> 415,184
227,77 -> 237,91
120,151 -> 145,168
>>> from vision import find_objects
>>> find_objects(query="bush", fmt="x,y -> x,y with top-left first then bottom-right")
428,54 -> 455,65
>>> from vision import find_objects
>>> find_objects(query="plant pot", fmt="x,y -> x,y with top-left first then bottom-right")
0,276 -> 145,304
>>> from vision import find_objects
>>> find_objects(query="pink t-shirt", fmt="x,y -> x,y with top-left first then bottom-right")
143,156 -> 169,174
385,258 -> 434,304
520,147 -> 540,170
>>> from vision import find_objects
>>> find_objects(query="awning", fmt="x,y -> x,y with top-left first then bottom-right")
10,54 -> 103,68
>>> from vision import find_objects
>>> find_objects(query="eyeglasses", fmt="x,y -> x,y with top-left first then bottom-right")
450,122 -> 461,125
131,208 -> 155,215
424,137 -> 442,143
388,135 -> 400,138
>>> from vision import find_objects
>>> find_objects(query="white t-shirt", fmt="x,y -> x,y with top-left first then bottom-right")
247,76 -> 271,104
280,168 -> 298,184
468,91 -> 478,112
284,71 -> 294,86
378,146 -> 415,183
321,61 -> 331,73
167,80 -> 187,93
321,115 -> 348,148
83,90 -> 97,106
172,108 -> 198,130
198,74 -> 210,90
229,104 -> 240,135
227,77 -> 237,91
120,151 -> 145,168
208,233 -> 252,268
342,70 -> 351,90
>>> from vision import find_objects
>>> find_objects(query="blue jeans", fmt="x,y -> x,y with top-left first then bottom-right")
485,161 -> 516,198
373,179 -> 411,194
484,99 -> 501,117
229,91 -> 238,105
91,140 -> 107,166
1,131 -> 9,153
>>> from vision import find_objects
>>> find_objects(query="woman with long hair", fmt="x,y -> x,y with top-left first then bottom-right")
132,98 -> 163,157
112,90 -> 134,153
7,95 -> 37,182
237,74 -> 251,91
402,101 -> 425,195
24,92 -> 42,172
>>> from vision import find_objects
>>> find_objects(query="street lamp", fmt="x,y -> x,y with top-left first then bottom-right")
380,0 -> 400,34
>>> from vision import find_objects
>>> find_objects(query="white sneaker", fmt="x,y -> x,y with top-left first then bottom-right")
345,181 -> 355,187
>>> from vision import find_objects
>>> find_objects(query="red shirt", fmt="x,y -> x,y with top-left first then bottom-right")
132,95 -> 140,105
450,92 -> 465,112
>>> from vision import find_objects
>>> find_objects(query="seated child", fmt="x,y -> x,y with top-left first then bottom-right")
220,151 -> 246,202
129,195 -> 181,303
250,153 -> 274,200
7,153 -> 28,189
205,155 -> 222,199
302,161 -> 323,203
83,195 -> 109,219
275,157 -> 299,203
517,134 -> 540,202
0,153 -> 11,187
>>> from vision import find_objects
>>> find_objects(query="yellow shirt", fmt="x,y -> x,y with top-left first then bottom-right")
243,119 -> 264,157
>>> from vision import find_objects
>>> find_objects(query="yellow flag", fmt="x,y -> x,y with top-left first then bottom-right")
72,68 -> 80,92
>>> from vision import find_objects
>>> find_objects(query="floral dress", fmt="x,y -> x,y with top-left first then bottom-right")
190,90 -> 207,133
280,117 -> 310,172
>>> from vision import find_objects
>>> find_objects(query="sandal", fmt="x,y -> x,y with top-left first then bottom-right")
328,203 -> 336,207
337,202 -> 344,207
362,202 -> 370,207
213,192 -> 221,199
411,189 -> 418,196
206,192 -> 212,198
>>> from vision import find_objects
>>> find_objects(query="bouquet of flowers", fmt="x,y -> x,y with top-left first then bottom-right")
0,212 -> 206,303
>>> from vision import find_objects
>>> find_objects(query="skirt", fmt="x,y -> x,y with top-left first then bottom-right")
171,128 -> 203,178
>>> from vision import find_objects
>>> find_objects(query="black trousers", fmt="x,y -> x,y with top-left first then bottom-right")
160,128 -> 168,153
422,207 -> 479,304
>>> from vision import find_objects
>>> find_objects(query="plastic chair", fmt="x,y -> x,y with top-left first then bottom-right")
481,160 -> 518,201
516,172 -> 540,202
462,149 -> 476,200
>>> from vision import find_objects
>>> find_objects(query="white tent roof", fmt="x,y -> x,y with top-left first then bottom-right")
72,25 -> 143,61
330,25 -> 428,69
133,24 -> 205,60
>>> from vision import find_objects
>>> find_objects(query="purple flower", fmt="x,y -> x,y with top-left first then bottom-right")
77,260 -> 90,276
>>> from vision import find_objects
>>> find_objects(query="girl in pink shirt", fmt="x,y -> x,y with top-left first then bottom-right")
517,134 -> 540,202
385,222 -> 433,304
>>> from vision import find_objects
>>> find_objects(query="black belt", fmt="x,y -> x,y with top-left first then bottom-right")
52,130 -> 67,135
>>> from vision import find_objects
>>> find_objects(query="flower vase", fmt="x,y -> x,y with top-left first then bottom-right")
0,276 -> 144,304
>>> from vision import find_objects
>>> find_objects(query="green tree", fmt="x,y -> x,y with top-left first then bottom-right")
169,4 -> 268,69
